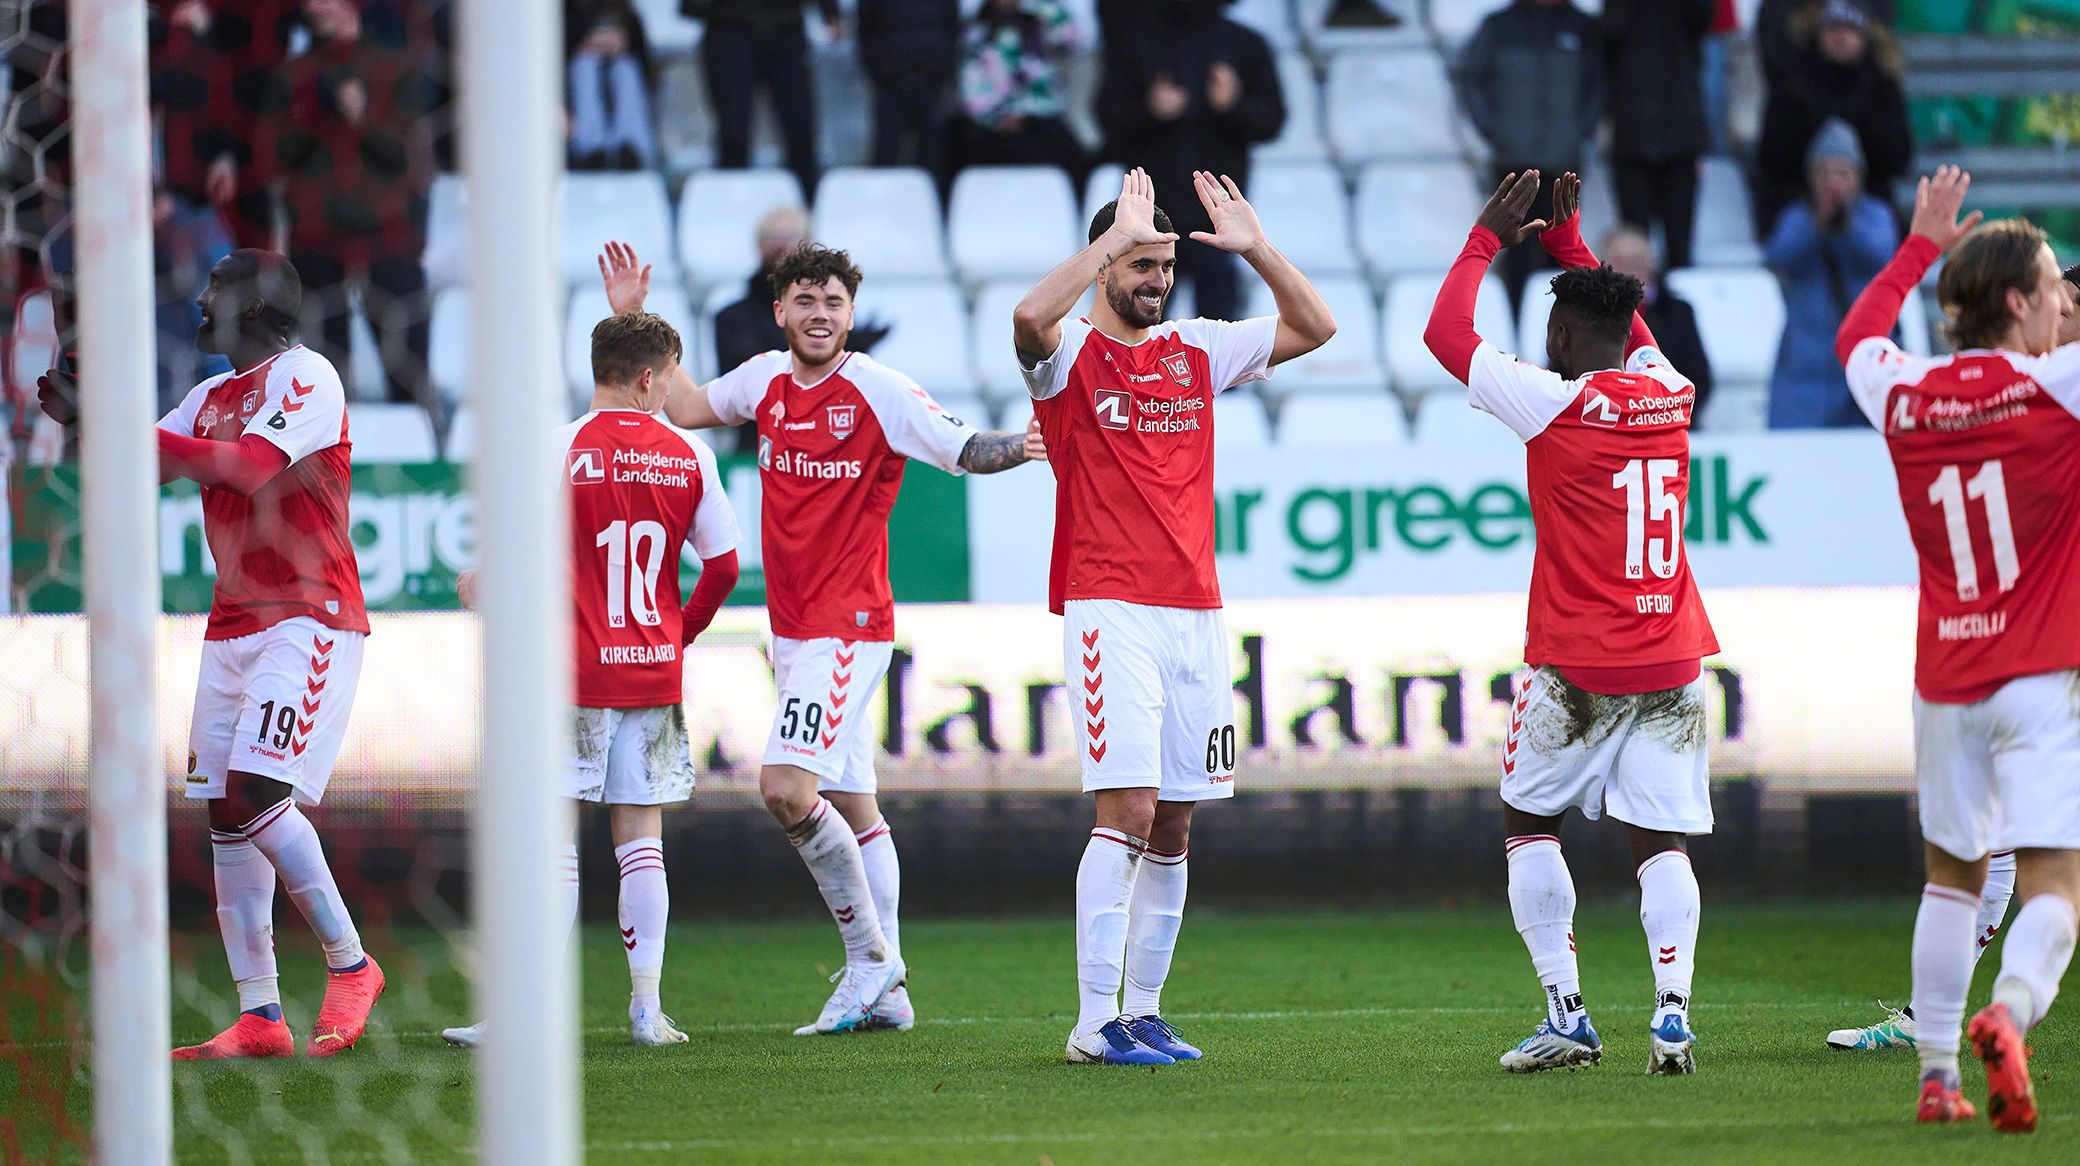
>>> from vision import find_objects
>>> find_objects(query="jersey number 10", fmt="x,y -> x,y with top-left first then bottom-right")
1928,460 -> 2019,603
597,519 -> 670,629
1613,458 -> 1683,581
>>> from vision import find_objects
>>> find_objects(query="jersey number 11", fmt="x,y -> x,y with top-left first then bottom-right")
1928,460 -> 2019,603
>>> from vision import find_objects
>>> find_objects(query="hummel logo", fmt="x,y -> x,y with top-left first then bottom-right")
622,926 -> 638,951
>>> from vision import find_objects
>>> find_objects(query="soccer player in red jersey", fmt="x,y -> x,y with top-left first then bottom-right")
1834,167 -> 2080,1131
1425,172 -> 1718,1076
1012,168 -> 1336,1065
442,310 -> 741,1049
39,251 -> 382,1059
599,241 -> 1047,1035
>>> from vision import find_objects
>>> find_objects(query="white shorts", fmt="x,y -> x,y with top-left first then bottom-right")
569,704 -> 698,805
185,616 -> 365,806
761,637 -> 895,795
1915,670 -> 2080,860
1063,599 -> 1237,802
1501,666 -> 1713,834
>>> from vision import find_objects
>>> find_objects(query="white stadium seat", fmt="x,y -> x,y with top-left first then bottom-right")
850,279 -> 977,396
1383,272 -> 1515,394
1411,388 -> 1525,453
1245,276 -> 1383,395
1355,160 -> 1486,277
560,173 -> 678,287
1693,156 -> 1763,267
563,282 -> 699,401
1697,383 -> 1768,432
9,288 -> 56,400
444,405 -> 477,463
422,173 -> 470,288
677,169 -> 803,291
1664,266 -> 1784,387
813,167 -> 949,279
428,287 -> 470,399
1214,392 -> 1273,450
1227,0 -> 1301,47
1248,161 -> 1360,276
1514,268 -> 1565,366
629,0 -> 700,53
1082,166 -> 1120,228
1325,50 -> 1464,163
967,280 -> 1096,403
1257,52 -> 1328,163
1278,393 -> 1410,447
350,403 -> 437,463
949,166 -> 1081,285
1899,286 -> 1932,356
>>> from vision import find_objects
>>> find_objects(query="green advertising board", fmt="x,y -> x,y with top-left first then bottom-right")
7,455 -> 969,613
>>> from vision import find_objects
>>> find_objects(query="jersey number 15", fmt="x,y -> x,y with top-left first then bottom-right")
597,519 -> 669,629
1613,458 -> 1683,581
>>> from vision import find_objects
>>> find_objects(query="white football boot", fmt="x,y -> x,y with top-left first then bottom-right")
792,955 -> 906,1036
630,1001 -> 689,1047
439,1021 -> 485,1049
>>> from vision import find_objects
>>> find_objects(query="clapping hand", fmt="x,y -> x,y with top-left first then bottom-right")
598,240 -> 652,315
1910,165 -> 1983,250
1474,170 -> 1549,247
1188,171 -> 1266,256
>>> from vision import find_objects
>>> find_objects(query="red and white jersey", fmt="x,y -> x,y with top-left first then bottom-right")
1845,338 -> 2080,703
1468,341 -> 1719,688
707,350 -> 973,641
1024,315 -> 1277,614
558,409 -> 740,708
157,346 -> 368,641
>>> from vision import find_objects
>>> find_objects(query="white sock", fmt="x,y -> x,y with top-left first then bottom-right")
1076,828 -> 1144,1032
1121,845 -> 1187,1019
212,829 -> 280,1014
242,799 -> 364,970
1992,893 -> 2078,1029
1912,883 -> 1979,1077
615,837 -> 667,1007
854,818 -> 902,963
785,799 -> 890,964
1506,835 -> 1586,1030
557,842 -> 581,943
1975,851 -> 2018,962
1637,849 -> 1700,1016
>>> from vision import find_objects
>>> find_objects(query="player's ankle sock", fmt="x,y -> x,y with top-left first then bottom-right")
557,842 -> 581,943
1975,852 -> 2018,963
1637,849 -> 1700,1013
242,1002 -> 284,1023
1992,893 -> 2078,1028
615,837 -> 669,984
211,829 -> 281,1012
1911,883 -> 1979,1078
240,799 -> 366,970
1121,845 -> 1187,1018
785,800 -> 890,964
1505,835 -> 1586,1030
853,818 -> 902,962
1076,828 -> 1145,1032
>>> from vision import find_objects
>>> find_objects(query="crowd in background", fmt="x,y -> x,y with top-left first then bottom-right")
1,0 -> 1928,455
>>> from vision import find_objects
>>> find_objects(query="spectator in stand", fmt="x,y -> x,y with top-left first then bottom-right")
1096,0 -> 1282,322
949,0 -> 1086,188
1702,0 -> 1739,155
1455,0 -> 1602,304
683,0 -> 843,201
1757,0 -> 1896,88
257,0 -> 435,410
1602,225 -> 1715,419
565,3 -> 657,170
858,0 -> 961,178
1603,0 -> 1712,271
190,0 -> 306,249
1764,119 -> 1897,429
713,206 -> 808,379
1756,0 -> 1910,232
151,1 -> 241,404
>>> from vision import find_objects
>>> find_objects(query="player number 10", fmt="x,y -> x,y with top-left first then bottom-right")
1612,458 -> 1682,581
1927,460 -> 2019,603
596,519 -> 670,629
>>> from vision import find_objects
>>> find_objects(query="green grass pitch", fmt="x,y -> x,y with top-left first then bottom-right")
10,902 -> 2075,1162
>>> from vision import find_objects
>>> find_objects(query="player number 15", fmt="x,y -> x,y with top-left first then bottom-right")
1613,458 -> 1682,582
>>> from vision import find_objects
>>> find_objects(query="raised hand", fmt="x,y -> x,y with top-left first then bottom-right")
1024,414 -> 1047,462
598,240 -> 652,315
35,364 -> 77,427
1910,165 -> 1984,251
1549,172 -> 1580,229
1474,170 -> 1549,247
1107,168 -> 1179,249
1188,171 -> 1267,256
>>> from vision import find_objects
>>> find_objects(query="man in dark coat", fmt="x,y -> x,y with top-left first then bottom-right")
1755,0 -> 1910,231
1602,225 -> 1715,420
682,0 -> 844,200
1603,0 -> 1712,270
1095,0 -> 1283,322
858,0 -> 960,177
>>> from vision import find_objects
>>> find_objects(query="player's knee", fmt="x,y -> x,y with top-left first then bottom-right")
758,768 -> 816,826
223,772 -> 294,826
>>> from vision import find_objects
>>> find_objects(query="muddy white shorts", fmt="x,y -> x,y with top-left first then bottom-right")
1063,599 -> 1237,803
761,637 -> 895,795
568,704 -> 698,805
1915,669 -> 2080,860
1500,666 -> 1714,834
185,616 -> 365,806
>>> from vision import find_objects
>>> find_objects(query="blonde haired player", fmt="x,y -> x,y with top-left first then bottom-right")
442,303 -> 740,1048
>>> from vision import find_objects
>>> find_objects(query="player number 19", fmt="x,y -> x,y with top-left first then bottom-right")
1612,458 -> 1682,581
1927,460 -> 2019,603
596,519 -> 670,629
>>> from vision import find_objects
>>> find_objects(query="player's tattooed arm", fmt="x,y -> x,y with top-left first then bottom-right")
958,418 -> 1047,473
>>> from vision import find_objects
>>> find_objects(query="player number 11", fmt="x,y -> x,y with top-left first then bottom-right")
1927,460 -> 2019,603
596,519 -> 670,629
